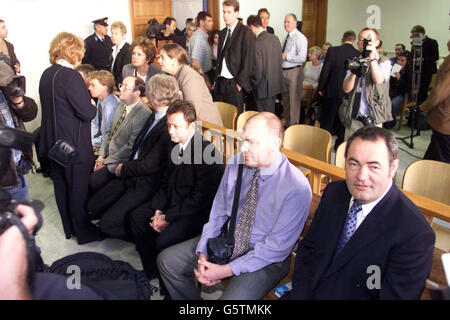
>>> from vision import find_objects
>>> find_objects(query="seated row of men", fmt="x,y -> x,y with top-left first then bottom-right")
80,71 -> 435,299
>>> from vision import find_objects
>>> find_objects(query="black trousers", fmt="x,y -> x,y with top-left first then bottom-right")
320,97 -> 345,149
87,177 -> 154,239
129,201 -> 205,278
89,166 -> 115,195
215,77 -> 244,114
50,161 -> 100,244
418,72 -> 434,105
255,96 -> 276,114
424,129 -> 450,163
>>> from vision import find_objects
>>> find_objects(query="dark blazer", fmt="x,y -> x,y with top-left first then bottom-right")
215,22 -> 255,92
111,42 -> 131,87
120,114 -> 172,198
420,36 -> 439,76
122,63 -> 161,96
38,64 -> 96,164
266,26 -> 275,35
318,43 -> 360,99
291,180 -> 435,300
252,31 -> 286,99
82,33 -> 113,70
151,132 -> 224,224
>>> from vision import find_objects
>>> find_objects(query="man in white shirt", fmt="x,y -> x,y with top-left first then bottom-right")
281,14 -> 307,126
291,126 -> 435,299
214,0 -> 254,115
188,11 -> 214,82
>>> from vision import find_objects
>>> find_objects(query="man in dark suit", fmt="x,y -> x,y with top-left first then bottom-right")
129,100 -> 224,280
318,30 -> 359,150
214,0 -> 255,114
82,18 -> 113,71
86,74 -> 178,239
247,15 -> 285,113
410,25 -> 439,104
291,127 -> 435,299
258,8 -> 274,35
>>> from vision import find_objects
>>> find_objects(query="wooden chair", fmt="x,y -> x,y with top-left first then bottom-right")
301,87 -> 317,125
397,92 -> 416,131
335,141 -> 347,169
214,102 -> 237,130
283,125 -> 332,163
402,160 -> 450,206
236,111 -> 258,132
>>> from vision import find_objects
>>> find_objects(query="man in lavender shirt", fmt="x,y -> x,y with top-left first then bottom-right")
157,112 -> 311,300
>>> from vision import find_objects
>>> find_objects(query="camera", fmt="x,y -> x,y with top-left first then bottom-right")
345,37 -> 371,77
0,57 -> 26,99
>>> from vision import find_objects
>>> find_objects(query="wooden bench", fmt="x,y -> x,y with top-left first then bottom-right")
198,120 -> 450,300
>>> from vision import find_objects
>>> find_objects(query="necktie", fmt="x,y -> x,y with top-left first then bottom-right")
110,106 -> 127,137
93,103 -> 103,138
231,169 -> 260,260
222,28 -> 232,54
282,34 -> 289,53
129,112 -> 156,160
334,200 -> 362,258
178,144 -> 184,158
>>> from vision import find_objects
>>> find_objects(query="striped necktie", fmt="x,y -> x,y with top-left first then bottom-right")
110,106 -> 127,137
231,169 -> 260,260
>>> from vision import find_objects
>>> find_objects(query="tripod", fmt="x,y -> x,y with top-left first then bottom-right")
399,44 -> 422,149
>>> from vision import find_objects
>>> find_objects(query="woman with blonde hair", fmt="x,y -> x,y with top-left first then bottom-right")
158,43 -> 223,126
38,32 -> 102,244
303,46 -> 323,89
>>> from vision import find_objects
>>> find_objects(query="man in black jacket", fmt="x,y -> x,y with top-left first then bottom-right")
291,127 -> 435,300
82,18 -> 113,71
86,73 -> 178,239
214,0 -> 255,114
129,100 -> 224,280
318,30 -> 359,150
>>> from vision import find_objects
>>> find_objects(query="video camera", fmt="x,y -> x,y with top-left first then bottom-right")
146,18 -> 165,39
0,55 -> 26,99
345,37 -> 371,77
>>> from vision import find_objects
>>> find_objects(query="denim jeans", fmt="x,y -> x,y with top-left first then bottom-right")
391,95 -> 405,117
5,175 -> 29,201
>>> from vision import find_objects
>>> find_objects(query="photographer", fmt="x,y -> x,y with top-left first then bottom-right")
0,60 -> 37,201
342,28 -> 392,139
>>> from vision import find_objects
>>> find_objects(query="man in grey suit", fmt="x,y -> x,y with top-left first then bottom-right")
89,76 -> 151,194
247,15 -> 285,113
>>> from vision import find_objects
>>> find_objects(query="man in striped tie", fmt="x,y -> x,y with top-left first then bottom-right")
291,126 -> 435,300
157,112 -> 312,299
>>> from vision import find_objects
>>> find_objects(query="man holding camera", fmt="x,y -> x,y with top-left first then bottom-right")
341,28 -> 392,139
0,61 -> 37,201
157,112 -> 311,300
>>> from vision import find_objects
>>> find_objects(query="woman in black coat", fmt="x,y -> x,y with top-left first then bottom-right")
38,32 -> 102,244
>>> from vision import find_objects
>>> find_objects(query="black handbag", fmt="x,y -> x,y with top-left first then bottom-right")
207,161 -> 244,265
47,67 -> 80,167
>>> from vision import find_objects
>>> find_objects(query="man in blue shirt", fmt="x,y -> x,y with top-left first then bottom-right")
157,112 -> 312,299
88,70 -> 120,154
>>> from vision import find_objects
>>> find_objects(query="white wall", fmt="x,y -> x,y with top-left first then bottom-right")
172,0 -> 203,30
3,0 -> 132,132
218,0 -> 302,41
326,0 -> 450,59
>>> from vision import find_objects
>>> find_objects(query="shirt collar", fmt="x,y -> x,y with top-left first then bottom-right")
259,152 -> 283,179
154,108 -> 167,121
288,29 -> 298,37
350,180 -> 393,218
228,20 -> 239,33
56,59 -> 74,69
95,33 -> 104,41
256,29 -> 264,38
99,93 -> 116,104
116,39 -> 126,50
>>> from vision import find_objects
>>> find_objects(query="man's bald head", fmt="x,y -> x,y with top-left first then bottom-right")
242,113 -> 284,169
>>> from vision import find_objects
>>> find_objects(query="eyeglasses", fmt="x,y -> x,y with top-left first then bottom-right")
118,84 -> 135,91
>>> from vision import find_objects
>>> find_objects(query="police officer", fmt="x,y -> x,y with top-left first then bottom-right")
82,17 -> 113,71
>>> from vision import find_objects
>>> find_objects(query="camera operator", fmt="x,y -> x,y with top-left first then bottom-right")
342,28 -> 392,139
0,60 -> 37,201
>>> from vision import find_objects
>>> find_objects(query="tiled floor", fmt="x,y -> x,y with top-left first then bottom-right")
30,122 -> 448,300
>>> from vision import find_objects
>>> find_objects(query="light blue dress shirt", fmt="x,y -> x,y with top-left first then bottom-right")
91,93 -> 120,147
282,29 -> 308,69
196,152 -> 312,276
